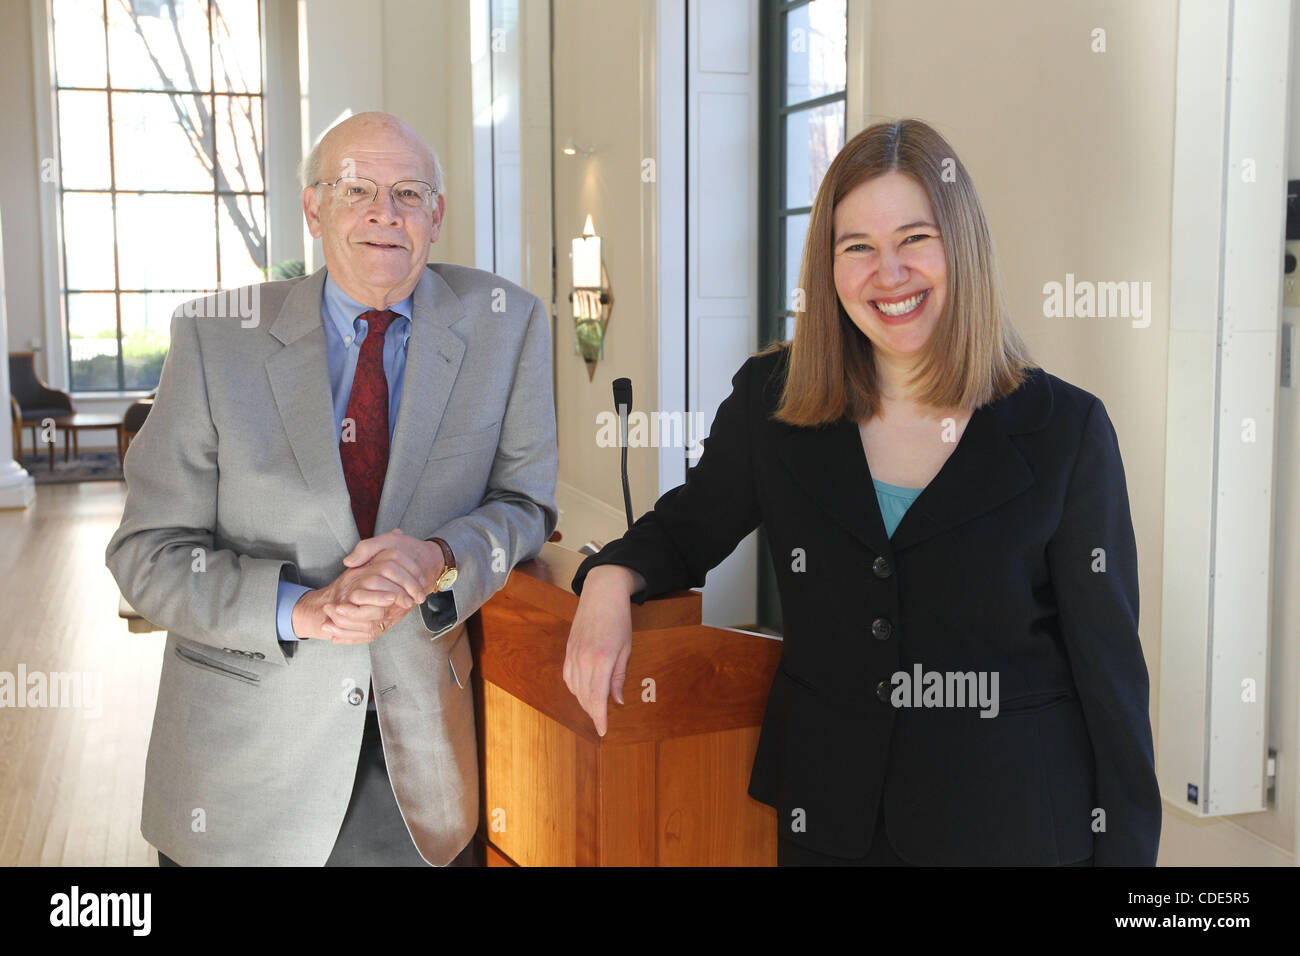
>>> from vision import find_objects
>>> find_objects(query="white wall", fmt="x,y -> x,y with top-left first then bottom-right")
2,1 -> 50,377
550,0 -> 664,547
1156,0 -> 1298,867
685,0 -> 761,626
299,0 -> 477,271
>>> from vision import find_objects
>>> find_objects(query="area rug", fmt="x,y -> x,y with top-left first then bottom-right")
19,450 -> 124,484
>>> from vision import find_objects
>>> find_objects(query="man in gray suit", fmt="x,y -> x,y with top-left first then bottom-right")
106,111 -> 558,866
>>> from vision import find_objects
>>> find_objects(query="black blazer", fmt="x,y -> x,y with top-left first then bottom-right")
572,346 -> 1161,865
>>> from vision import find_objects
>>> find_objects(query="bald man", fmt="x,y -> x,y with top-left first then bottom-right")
107,112 -> 558,866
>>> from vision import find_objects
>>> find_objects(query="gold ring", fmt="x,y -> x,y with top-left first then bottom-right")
378,621 -> 388,633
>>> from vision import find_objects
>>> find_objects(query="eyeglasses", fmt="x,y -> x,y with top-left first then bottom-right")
314,176 -> 437,210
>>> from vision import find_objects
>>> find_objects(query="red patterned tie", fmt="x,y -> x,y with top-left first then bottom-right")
340,309 -> 398,540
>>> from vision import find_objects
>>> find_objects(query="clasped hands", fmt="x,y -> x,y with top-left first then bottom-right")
290,529 -> 446,643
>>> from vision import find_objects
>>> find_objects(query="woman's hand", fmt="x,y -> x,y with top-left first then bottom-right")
563,565 -> 646,736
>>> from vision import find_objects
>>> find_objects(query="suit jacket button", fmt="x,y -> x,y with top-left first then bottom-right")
876,680 -> 892,703
872,556 -> 892,578
871,617 -> 893,640
347,687 -> 365,706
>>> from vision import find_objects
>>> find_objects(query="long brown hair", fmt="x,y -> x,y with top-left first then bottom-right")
761,118 -> 1034,425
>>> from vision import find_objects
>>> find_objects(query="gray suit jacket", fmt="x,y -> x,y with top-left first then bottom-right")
106,263 -> 558,865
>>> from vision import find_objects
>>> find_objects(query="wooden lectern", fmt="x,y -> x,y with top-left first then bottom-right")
469,542 -> 781,866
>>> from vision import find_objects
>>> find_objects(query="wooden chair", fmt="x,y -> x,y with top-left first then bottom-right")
120,395 -> 154,463
8,352 -> 74,458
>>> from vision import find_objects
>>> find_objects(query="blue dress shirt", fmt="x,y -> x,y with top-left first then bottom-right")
275,274 -> 414,641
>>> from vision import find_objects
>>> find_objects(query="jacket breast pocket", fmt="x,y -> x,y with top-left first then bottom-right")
997,690 -> 1074,715
427,422 -> 500,463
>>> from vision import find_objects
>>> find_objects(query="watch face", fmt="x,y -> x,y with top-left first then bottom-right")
438,566 -> 459,591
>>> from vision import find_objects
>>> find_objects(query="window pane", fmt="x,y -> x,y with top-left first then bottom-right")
53,0 -> 264,392
52,0 -> 107,88
214,95 -> 264,191
62,193 -> 116,289
116,194 -> 218,289
120,293 -> 182,390
784,0 -> 847,106
218,194 -> 266,287
212,0 -> 261,93
67,292 -> 119,389
107,0 -> 212,92
784,213 -> 809,313
785,100 -> 844,208
112,92 -> 214,191
57,91 -> 111,189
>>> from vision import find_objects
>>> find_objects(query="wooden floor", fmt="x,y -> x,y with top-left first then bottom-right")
0,481 -> 163,866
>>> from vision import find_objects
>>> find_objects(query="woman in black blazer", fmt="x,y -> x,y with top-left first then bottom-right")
564,118 -> 1160,866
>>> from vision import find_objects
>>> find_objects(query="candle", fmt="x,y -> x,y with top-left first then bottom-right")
572,215 -> 602,288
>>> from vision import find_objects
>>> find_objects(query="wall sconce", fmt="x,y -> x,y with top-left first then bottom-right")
569,214 -> 612,381
561,138 -> 595,157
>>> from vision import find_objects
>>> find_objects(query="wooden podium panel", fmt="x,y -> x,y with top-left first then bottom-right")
658,727 -> 773,866
470,543 -> 780,866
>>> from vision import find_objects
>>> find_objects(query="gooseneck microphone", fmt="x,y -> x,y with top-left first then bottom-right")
612,378 -> 634,529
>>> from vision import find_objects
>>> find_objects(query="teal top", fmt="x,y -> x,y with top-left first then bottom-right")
873,478 -> 923,538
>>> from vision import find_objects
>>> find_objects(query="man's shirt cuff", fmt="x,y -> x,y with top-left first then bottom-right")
276,580 -> 312,642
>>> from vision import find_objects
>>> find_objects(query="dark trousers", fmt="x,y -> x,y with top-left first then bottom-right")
775,798 -> 1094,867
158,709 -> 480,867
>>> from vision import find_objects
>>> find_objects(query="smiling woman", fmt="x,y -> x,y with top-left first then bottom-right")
566,117 -> 1161,868
768,119 -> 1035,426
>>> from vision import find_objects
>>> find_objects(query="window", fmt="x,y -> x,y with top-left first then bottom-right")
755,0 -> 847,635
758,0 -> 847,347
50,0 -> 266,391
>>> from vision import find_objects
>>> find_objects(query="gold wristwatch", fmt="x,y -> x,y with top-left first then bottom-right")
427,537 -> 459,592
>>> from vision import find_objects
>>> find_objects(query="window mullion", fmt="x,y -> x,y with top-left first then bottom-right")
101,0 -> 125,391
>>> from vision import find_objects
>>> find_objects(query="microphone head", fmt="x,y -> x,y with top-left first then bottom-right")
612,377 -> 633,409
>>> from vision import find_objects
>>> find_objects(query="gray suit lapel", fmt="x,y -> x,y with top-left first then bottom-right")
375,266 -> 467,536
266,266 -> 359,554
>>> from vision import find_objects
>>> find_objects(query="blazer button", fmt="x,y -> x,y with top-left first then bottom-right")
876,680 -> 892,703
871,617 -> 893,640
347,687 -> 365,706
872,556 -> 892,579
